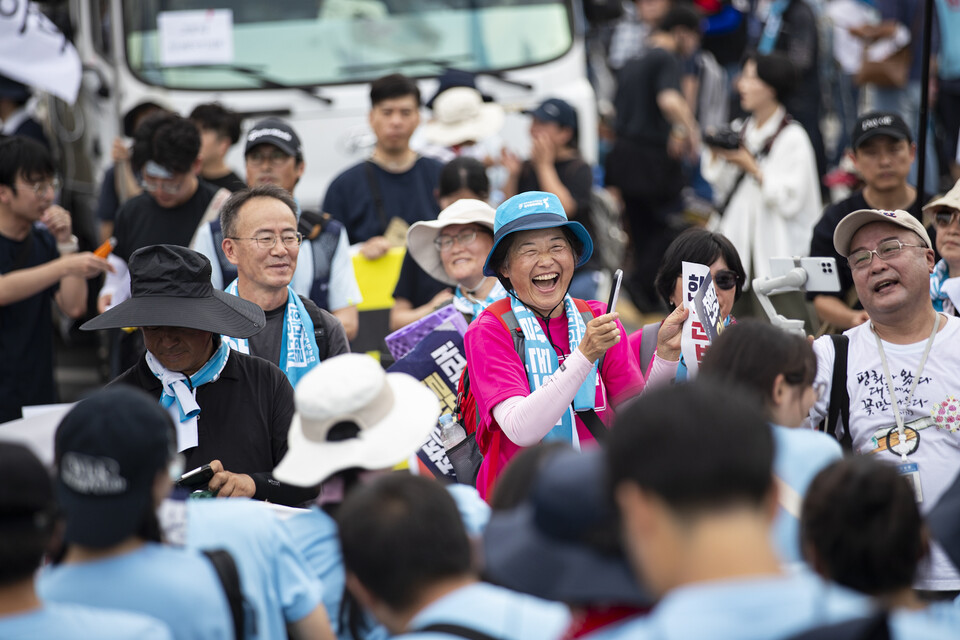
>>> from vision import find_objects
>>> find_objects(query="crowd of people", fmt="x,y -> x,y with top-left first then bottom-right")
4,0 -> 960,636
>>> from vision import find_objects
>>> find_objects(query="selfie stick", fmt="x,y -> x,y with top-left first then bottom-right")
752,268 -> 807,337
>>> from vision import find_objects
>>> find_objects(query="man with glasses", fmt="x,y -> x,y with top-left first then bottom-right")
218,184 -> 349,386
808,208 -> 960,597
809,112 -> 923,331
98,113 -> 231,374
0,137 -> 111,422
193,117 -> 361,340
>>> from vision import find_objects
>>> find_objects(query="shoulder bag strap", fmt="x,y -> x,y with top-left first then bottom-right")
363,161 -> 389,234
415,623 -> 501,640
202,548 -> 245,640
825,334 -> 852,452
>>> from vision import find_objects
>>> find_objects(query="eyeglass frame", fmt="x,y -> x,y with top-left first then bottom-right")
227,232 -> 303,250
933,210 -> 960,229
18,176 -> 61,197
140,175 -> 187,195
434,227 -> 484,252
712,269 -> 740,291
246,148 -> 294,167
847,238 -> 926,270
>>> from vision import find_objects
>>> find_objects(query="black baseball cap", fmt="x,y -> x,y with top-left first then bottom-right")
851,112 -> 911,150
55,387 -> 174,548
525,98 -> 578,134
0,442 -> 55,531
244,117 -> 303,159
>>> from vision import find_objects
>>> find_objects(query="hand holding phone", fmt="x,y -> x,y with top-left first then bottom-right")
176,464 -> 214,491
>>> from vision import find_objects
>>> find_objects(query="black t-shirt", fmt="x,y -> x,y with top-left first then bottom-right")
246,295 -> 351,365
393,252 -> 449,308
0,226 -> 59,422
112,349 -> 316,506
807,191 -> 927,302
614,47 -> 683,147
517,157 -> 599,270
113,179 -> 219,261
205,171 -> 247,193
323,158 -> 444,244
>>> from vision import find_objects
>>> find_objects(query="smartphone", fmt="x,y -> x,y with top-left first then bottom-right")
606,269 -> 623,314
176,464 -> 214,490
768,257 -> 841,293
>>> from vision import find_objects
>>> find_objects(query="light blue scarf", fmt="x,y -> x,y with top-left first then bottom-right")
510,293 -> 597,449
757,0 -> 791,54
146,339 -> 231,452
453,279 -> 507,319
222,280 -> 320,387
930,259 -> 952,313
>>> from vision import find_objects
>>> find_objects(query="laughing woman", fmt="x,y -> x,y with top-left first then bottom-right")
464,191 -> 644,498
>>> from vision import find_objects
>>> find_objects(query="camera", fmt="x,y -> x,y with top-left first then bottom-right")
703,127 -> 741,150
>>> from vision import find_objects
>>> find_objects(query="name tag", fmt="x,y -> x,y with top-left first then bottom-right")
897,462 -> 923,504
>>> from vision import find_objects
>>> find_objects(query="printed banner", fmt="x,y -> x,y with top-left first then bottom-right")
0,2 -> 81,103
388,328 -> 467,481
680,261 -> 713,378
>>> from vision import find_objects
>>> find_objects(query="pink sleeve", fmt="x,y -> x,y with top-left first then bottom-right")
644,351 -> 680,388
492,349 -> 595,446
589,301 -> 645,406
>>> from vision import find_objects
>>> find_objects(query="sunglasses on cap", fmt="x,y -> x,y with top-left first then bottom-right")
713,269 -> 739,290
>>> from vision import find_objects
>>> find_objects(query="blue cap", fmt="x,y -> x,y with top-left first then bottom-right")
525,98 -> 578,134
483,191 -> 593,277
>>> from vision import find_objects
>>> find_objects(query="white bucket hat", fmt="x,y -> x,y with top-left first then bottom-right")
422,87 -> 505,147
406,199 -> 497,286
272,354 -> 440,487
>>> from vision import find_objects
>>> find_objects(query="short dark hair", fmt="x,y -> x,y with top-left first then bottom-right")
608,379 -> 774,513
801,458 -> 925,595
219,184 -> 298,238
370,73 -> 421,107
700,320 -> 817,408
0,136 -> 55,193
655,227 -> 746,310
438,156 -> 490,201
657,3 -> 702,34
189,102 -> 242,145
489,226 -> 584,292
131,113 -> 201,175
742,51 -> 797,104
337,473 -> 472,610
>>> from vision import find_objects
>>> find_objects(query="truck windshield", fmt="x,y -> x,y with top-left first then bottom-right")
122,0 -> 573,89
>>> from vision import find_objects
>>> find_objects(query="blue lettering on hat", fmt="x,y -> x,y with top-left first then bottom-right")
879,210 -> 897,217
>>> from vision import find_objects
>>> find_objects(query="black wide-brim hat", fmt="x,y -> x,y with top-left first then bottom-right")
82,245 -> 265,338
482,448 -> 651,607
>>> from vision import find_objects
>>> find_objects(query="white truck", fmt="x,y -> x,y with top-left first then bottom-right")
47,0 -> 606,228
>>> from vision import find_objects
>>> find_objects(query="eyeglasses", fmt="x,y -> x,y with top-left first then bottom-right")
933,210 -> 960,228
434,229 -> 480,251
847,239 -> 925,270
229,232 -> 303,249
141,177 -> 185,195
20,177 -> 61,196
247,149 -> 291,166
713,269 -> 739,291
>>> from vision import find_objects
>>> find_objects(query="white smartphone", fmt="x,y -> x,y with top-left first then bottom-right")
607,269 -> 623,313
768,257 -> 841,293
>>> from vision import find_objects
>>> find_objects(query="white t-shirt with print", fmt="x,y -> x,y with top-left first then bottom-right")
809,314 -> 960,590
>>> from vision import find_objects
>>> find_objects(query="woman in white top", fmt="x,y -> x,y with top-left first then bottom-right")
702,52 -> 821,286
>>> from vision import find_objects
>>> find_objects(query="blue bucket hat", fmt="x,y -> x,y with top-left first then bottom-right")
483,191 -> 593,277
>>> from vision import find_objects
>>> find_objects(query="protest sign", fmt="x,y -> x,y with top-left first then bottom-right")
0,1 -> 81,103
388,326 -> 467,481
680,261 -> 717,377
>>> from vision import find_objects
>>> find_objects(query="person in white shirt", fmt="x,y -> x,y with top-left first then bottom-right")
808,207 -> 960,594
